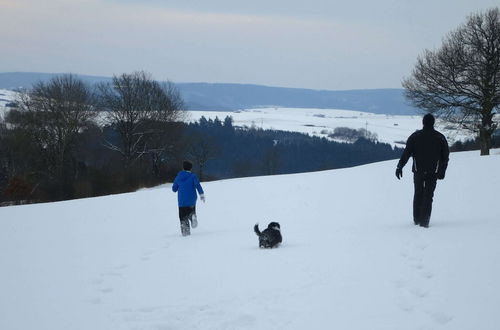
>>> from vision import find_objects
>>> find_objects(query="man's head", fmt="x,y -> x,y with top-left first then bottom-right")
183,160 -> 193,171
423,113 -> 435,128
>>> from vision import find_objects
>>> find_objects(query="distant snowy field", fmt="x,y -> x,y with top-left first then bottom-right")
189,107 -> 471,147
1,150 -> 499,330
0,89 -> 17,119
1,89 -> 472,147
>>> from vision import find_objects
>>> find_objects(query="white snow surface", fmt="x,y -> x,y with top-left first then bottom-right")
1,150 -> 500,330
188,108 -> 472,147
0,89 -> 17,120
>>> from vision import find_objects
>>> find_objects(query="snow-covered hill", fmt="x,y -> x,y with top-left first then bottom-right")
1,150 -> 499,330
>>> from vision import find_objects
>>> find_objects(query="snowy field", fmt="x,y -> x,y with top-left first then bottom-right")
1,150 -> 499,330
188,107 -> 471,147
0,89 -> 17,120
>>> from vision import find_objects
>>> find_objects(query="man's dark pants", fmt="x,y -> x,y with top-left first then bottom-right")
413,172 -> 437,226
179,206 -> 196,236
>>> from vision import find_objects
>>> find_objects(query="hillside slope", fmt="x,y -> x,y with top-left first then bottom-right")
1,151 -> 499,330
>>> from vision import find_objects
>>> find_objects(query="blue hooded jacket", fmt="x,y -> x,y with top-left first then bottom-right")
172,171 -> 204,207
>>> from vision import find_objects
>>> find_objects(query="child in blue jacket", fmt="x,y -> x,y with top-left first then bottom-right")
172,160 -> 205,236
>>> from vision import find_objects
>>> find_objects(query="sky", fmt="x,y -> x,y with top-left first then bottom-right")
0,0 -> 498,90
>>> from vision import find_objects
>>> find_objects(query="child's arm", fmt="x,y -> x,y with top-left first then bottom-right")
194,175 -> 205,201
195,180 -> 204,195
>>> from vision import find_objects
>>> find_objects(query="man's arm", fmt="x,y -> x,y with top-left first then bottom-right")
395,133 -> 415,179
397,134 -> 415,170
437,134 -> 449,179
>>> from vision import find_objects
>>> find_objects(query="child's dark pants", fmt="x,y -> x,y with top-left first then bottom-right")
179,206 -> 196,236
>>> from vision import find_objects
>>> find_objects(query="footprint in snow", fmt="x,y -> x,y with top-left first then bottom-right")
138,307 -> 157,313
393,279 -> 407,289
410,287 -> 429,298
141,250 -> 154,261
416,243 -> 428,250
102,271 -> 122,277
86,297 -> 102,305
421,271 -> 433,279
90,278 -> 104,286
428,311 -> 453,325
99,287 -> 114,294
398,299 -> 414,313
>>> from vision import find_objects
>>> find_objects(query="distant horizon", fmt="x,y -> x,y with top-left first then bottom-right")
0,71 -> 405,92
0,71 -> 419,115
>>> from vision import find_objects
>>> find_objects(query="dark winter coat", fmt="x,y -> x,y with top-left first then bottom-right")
172,171 -> 204,207
397,127 -> 449,176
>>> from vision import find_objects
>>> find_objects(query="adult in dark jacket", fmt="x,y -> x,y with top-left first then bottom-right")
172,160 -> 205,236
396,114 -> 449,228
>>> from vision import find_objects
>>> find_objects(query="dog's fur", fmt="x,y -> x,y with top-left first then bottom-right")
254,222 -> 282,248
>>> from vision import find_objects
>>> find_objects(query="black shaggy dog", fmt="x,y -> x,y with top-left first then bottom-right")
254,222 -> 282,248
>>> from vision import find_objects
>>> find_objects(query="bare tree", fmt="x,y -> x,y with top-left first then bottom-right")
145,81 -> 187,176
403,8 -> 500,155
187,134 -> 218,181
155,81 -> 186,122
99,72 -> 185,167
15,74 -> 96,190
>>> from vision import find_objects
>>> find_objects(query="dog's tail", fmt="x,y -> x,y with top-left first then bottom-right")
254,223 -> 262,236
